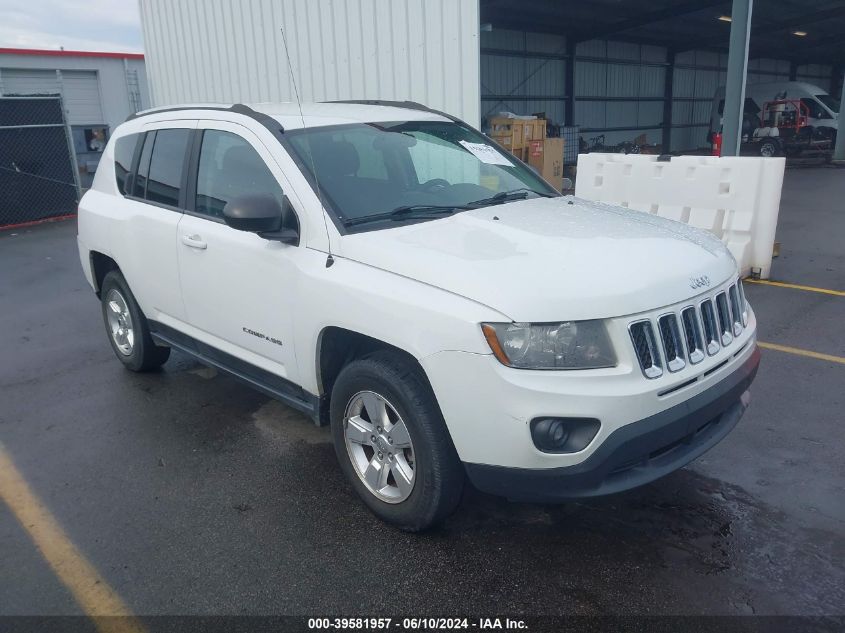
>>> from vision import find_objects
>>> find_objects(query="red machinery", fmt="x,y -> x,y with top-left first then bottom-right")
741,98 -> 833,158
760,99 -> 809,132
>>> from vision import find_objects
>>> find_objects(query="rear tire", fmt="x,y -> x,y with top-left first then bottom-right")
330,350 -> 464,531
100,270 -> 170,372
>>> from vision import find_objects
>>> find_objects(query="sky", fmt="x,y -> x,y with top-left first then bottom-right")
0,0 -> 143,53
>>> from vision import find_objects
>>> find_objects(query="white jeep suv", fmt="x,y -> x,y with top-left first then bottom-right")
77,101 -> 760,531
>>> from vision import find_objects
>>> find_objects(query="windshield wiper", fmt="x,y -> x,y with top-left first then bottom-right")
466,188 -> 556,209
343,189 -> 557,228
343,204 -> 468,227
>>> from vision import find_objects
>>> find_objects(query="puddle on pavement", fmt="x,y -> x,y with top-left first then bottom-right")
442,468 -> 844,615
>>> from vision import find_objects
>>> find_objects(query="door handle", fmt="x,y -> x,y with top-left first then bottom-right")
181,234 -> 207,250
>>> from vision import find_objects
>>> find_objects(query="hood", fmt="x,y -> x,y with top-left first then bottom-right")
337,196 -> 738,322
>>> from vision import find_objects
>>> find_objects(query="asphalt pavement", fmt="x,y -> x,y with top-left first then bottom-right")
0,166 -> 843,619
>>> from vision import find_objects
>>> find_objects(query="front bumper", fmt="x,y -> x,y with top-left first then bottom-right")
464,345 -> 760,501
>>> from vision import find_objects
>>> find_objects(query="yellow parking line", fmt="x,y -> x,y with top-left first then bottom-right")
0,442 -> 146,633
759,341 -> 845,365
745,278 -> 845,297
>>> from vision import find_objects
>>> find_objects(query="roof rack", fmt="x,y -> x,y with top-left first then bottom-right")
124,103 -> 285,137
324,99 -> 465,125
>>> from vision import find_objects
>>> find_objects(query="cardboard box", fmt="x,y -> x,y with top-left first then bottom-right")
530,138 -> 564,191
489,117 -> 545,151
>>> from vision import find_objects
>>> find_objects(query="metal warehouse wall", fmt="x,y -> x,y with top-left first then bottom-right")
480,31 -> 833,153
139,0 -> 481,127
480,29 -> 567,126
671,50 -> 730,152
0,53 -> 149,133
574,39 -> 666,148
672,53 -> 832,151
480,31 -> 666,148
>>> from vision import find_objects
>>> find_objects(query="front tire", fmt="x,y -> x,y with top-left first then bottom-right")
330,351 -> 464,531
100,270 -> 170,372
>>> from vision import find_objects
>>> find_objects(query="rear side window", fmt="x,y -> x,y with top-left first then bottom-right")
114,134 -> 138,195
133,132 -> 155,198
146,129 -> 190,207
194,130 -> 284,219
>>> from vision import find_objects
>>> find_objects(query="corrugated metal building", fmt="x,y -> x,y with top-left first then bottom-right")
0,48 -> 149,184
479,30 -> 834,152
138,0 -> 841,153
139,0 -> 481,126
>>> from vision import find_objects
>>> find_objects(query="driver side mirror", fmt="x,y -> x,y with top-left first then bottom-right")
222,194 -> 299,245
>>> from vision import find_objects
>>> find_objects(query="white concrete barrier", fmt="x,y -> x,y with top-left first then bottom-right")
575,153 -> 785,279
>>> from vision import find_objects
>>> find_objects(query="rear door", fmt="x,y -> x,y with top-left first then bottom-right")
175,120 -> 304,387
111,121 -> 195,323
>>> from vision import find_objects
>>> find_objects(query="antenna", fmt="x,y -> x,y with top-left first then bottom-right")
280,24 -> 334,268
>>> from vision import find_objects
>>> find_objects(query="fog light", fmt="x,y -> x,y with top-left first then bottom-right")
530,417 -> 601,454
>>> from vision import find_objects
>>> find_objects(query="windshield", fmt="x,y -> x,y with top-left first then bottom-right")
285,120 -> 557,230
815,94 -> 840,115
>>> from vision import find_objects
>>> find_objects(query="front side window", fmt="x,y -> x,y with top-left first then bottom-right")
113,134 -> 138,195
146,128 -> 190,207
815,93 -> 839,115
194,130 -> 284,219
286,120 -> 556,230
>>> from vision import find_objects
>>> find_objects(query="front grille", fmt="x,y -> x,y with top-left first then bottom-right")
715,292 -> 733,345
728,285 -> 743,335
700,299 -> 720,355
657,314 -> 685,372
629,321 -> 663,379
737,280 -> 748,326
681,306 -> 705,364
630,280 -> 747,379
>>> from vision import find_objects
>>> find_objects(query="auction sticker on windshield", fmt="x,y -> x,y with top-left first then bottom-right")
459,141 -> 513,166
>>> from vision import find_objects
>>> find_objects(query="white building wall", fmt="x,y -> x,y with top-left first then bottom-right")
139,0 -> 481,127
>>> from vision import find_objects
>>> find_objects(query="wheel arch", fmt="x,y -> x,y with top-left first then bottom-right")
89,251 -> 121,297
315,327 -> 430,426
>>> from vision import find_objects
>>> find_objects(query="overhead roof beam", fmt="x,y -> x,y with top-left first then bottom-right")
481,0 -> 726,42
570,0 -> 726,43
679,6 -> 845,52
755,32 -> 845,54
750,32 -> 845,64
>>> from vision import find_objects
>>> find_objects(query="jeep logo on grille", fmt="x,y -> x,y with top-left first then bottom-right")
689,275 -> 711,290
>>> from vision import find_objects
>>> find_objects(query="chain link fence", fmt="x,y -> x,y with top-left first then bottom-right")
0,95 -> 81,228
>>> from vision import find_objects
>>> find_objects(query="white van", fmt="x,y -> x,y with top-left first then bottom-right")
709,81 -> 839,141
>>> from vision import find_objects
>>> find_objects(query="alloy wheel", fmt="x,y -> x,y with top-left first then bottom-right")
105,288 -> 135,356
343,390 -> 416,503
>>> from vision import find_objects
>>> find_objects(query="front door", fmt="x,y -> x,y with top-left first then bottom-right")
176,121 -> 303,387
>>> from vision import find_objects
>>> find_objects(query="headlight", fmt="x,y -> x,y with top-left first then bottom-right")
481,321 -> 616,370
